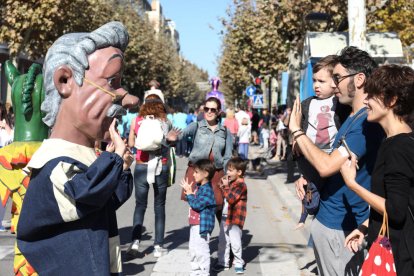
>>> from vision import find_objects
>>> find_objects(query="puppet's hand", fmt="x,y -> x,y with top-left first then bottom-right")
122,148 -> 133,170
109,119 -> 126,158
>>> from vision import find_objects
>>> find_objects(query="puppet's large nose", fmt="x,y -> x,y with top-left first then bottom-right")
121,91 -> 139,109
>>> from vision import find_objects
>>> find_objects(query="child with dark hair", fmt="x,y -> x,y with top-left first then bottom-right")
214,157 -> 248,274
181,159 -> 217,276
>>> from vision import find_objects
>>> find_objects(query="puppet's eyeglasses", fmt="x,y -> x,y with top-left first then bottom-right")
83,78 -> 127,103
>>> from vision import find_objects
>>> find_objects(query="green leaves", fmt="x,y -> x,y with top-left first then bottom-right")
218,0 -> 414,103
0,0 -> 206,106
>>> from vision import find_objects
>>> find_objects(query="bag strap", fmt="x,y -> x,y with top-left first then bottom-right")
341,107 -> 367,139
192,121 -> 199,142
240,126 -> 249,137
134,116 -> 141,135
409,206 -> 414,222
379,210 -> 390,238
335,108 -> 367,150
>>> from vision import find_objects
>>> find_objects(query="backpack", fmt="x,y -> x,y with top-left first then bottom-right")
134,116 -> 164,151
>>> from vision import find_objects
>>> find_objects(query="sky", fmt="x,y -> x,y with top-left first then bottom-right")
161,0 -> 232,78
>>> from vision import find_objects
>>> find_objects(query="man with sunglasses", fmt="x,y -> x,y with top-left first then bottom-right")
289,47 -> 384,275
16,22 -> 139,275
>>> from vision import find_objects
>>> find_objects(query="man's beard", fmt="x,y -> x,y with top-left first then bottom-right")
106,104 -> 126,118
347,78 -> 356,98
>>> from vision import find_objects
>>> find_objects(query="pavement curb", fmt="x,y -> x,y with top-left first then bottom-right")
267,174 -> 311,239
267,173 -> 318,275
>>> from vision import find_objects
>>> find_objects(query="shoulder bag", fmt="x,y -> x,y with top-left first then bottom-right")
361,210 -> 396,275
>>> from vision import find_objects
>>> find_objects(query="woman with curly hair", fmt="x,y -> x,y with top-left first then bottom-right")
341,65 -> 414,275
127,91 -> 178,257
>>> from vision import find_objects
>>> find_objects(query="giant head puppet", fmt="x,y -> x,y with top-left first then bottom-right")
41,21 -> 138,145
16,22 -> 138,275
0,61 -> 49,276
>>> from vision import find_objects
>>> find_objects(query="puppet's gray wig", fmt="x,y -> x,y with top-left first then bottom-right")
42,21 -> 129,127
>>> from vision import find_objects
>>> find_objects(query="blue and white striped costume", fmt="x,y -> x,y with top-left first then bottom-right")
17,139 -> 133,275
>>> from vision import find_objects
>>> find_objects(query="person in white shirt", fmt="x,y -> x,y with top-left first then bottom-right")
235,106 -> 251,127
237,118 -> 251,160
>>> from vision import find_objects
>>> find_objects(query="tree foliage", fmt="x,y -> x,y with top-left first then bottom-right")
367,0 -> 414,61
218,0 -> 347,105
218,0 -> 414,105
0,0 -> 206,106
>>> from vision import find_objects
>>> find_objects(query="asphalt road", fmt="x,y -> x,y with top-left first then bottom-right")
0,156 -> 317,276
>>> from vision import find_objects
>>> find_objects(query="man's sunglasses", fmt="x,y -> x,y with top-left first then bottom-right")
332,72 -> 359,86
204,107 -> 218,113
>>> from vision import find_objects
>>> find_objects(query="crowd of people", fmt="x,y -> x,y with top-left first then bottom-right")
0,20 -> 413,276
0,102 -> 14,232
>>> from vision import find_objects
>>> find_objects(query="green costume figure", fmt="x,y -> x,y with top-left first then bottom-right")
0,60 -> 49,275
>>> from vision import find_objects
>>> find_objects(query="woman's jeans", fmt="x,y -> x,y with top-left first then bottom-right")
132,164 -> 168,246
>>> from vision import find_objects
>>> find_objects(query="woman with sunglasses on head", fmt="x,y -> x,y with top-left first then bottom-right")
340,65 -> 414,275
178,97 -> 233,222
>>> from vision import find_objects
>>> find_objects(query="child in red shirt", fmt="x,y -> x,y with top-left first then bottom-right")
214,157 -> 248,274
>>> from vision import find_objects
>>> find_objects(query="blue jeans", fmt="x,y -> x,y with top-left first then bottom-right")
238,143 -> 249,160
176,137 -> 187,156
132,164 -> 168,246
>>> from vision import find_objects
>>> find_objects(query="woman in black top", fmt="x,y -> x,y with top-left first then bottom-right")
340,65 -> 414,275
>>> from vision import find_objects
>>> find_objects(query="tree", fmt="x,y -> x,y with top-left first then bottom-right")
0,0 -> 207,106
218,0 -> 347,106
367,0 -> 414,62
0,0 -> 112,59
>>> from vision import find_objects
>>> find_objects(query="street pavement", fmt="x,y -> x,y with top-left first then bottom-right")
0,156 -> 317,276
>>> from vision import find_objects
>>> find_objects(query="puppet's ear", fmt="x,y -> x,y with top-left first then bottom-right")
53,65 -> 75,98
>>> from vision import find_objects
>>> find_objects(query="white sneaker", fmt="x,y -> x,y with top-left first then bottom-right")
127,239 -> 140,255
153,245 -> 168,257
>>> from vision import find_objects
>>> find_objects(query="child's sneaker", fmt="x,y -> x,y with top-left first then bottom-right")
127,239 -> 140,255
235,266 -> 244,274
153,245 -> 168,257
213,264 -> 229,272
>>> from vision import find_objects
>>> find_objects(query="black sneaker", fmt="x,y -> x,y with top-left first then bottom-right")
213,264 -> 229,272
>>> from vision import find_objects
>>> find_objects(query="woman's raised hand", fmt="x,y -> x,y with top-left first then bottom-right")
340,155 -> 358,189
166,128 -> 182,142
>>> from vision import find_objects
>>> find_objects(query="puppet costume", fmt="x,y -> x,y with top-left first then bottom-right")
17,139 -> 133,275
